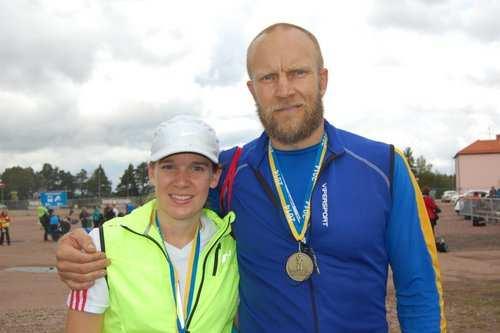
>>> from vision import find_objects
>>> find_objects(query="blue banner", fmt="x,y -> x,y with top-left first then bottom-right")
40,191 -> 68,208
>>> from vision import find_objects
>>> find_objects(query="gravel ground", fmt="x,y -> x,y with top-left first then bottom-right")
1,204 -> 500,332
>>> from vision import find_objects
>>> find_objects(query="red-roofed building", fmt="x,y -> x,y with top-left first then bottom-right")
454,134 -> 500,194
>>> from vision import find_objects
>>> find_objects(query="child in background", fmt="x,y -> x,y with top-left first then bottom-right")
0,209 -> 11,245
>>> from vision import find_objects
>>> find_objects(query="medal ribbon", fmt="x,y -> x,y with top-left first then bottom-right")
154,213 -> 201,333
268,134 -> 327,242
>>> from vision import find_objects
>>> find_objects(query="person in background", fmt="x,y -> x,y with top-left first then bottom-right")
103,204 -> 115,221
126,202 -> 136,215
0,209 -> 11,246
48,209 -> 61,241
111,203 -> 119,217
489,186 -> 496,198
92,206 -> 104,228
79,207 -> 92,231
37,204 -> 50,241
423,186 -> 440,236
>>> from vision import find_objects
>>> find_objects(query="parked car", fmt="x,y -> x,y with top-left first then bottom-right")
441,190 -> 458,203
454,190 -> 489,215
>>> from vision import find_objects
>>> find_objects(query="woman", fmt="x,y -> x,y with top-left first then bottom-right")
65,115 -> 238,333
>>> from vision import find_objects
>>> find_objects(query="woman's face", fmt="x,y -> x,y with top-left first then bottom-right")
148,153 -> 221,223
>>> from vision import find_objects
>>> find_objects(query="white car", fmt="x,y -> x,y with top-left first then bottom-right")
454,190 -> 489,214
441,190 -> 458,203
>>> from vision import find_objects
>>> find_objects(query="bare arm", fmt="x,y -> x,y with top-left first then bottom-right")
56,229 -> 110,290
65,309 -> 103,333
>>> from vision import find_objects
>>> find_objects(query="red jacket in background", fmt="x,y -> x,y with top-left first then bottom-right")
423,195 -> 438,220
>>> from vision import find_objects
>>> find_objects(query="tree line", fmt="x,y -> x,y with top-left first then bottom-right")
0,162 -> 151,201
0,147 -> 455,201
402,147 -> 455,197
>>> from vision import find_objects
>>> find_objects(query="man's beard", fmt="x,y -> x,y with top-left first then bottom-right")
256,95 -> 324,145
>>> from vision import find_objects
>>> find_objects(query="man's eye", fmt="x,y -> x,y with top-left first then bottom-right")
292,69 -> 306,77
261,74 -> 276,82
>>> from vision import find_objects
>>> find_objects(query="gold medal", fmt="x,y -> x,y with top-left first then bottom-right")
286,252 -> 314,282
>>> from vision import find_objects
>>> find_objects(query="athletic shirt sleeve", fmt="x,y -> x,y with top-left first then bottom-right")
66,228 -> 109,314
387,150 -> 446,332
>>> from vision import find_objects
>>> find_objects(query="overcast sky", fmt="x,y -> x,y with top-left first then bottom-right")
1,0 -> 499,188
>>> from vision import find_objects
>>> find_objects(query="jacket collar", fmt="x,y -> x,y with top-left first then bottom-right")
247,119 -> 346,169
119,199 -> 234,244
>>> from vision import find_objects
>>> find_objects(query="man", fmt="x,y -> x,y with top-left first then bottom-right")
56,23 -> 446,332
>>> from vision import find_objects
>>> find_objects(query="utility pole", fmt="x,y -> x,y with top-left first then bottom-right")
97,167 -> 101,198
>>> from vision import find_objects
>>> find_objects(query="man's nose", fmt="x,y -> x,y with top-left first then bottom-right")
276,75 -> 294,98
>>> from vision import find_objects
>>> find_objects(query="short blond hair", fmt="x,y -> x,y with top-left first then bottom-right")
246,23 -> 324,78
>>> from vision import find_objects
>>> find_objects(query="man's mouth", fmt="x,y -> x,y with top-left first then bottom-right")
274,103 -> 303,112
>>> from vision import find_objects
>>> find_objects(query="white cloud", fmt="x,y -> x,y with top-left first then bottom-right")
1,0 -> 500,189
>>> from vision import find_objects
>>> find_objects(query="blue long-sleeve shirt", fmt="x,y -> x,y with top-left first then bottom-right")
211,120 -> 446,333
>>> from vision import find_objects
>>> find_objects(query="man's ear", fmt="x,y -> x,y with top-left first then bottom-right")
210,166 -> 223,189
247,80 -> 257,101
319,68 -> 328,97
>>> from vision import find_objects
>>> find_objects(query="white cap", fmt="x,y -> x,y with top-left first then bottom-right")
150,115 -> 219,164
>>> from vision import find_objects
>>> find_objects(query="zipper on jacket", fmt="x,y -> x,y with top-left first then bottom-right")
121,222 -> 230,331
306,153 -> 337,333
308,279 -> 320,333
185,221 -> 230,329
250,152 -> 337,333
212,243 -> 222,276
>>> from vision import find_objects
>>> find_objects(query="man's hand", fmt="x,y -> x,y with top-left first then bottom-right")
56,229 -> 110,290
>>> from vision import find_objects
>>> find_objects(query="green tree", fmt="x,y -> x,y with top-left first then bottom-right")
403,147 -> 417,176
1,166 -> 36,200
35,163 -> 56,191
116,164 -> 139,197
75,169 -> 89,197
58,170 -> 76,198
135,162 -> 151,196
86,165 -> 112,197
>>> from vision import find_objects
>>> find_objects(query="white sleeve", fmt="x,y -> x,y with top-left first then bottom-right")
66,228 -> 109,314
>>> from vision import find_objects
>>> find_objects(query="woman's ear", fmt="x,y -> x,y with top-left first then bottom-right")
209,165 -> 222,189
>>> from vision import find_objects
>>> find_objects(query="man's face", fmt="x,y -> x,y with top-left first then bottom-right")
247,27 -> 328,145
148,153 -> 221,223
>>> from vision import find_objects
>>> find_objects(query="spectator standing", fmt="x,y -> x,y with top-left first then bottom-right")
37,205 -> 50,241
79,207 -> 92,230
48,209 -> 61,241
112,203 -> 119,217
92,206 -> 104,228
0,209 -> 11,246
126,203 -> 135,215
103,204 -> 115,221
423,187 -> 440,236
489,186 -> 497,198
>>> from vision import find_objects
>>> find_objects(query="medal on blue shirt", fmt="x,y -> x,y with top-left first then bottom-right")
268,134 -> 327,281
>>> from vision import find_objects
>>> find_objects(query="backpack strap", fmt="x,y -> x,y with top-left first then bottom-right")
98,225 -> 108,285
219,147 -> 243,214
389,144 -> 395,197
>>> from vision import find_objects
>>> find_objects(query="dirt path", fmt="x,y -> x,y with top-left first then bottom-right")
1,205 -> 500,332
